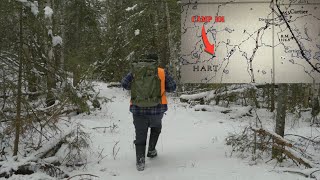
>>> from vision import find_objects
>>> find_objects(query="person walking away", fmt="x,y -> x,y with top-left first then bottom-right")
121,52 -> 176,171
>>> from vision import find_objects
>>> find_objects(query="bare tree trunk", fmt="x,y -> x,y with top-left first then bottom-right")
266,84 -> 270,108
165,1 -> 178,87
13,5 -> 24,156
272,83 -> 288,160
250,88 -> 260,108
270,83 -> 275,112
25,41 -> 37,100
1,66 -> 7,110
311,81 -> 320,123
303,84 -> 310,108
45,0 -> 56,107
73,64 -> 81,87
152,0 -> 160,64
60,0 -> 65,88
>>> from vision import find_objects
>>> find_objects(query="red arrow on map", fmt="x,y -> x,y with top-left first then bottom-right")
201,25 -> 215,55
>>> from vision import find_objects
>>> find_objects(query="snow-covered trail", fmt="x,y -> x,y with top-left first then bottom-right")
71,82 -> 307,180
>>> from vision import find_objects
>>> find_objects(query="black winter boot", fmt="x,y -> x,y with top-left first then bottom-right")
135,145 -> 146,171
147,127 -> 161,158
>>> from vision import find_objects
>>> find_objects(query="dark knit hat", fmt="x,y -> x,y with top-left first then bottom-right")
143,49 -> 158,60
146,53 -> 158,60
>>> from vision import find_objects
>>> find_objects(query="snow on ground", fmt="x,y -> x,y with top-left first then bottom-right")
65,82 -> 311,180
6,82 -> 313,180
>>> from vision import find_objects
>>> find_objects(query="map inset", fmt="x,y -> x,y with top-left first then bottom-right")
180,0 -> 320,83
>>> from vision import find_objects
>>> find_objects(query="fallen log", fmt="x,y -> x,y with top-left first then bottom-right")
0,130 -> 73,178
180,91 -> 213,104
251,128 -> 314,168
107,82 -> 122,88
25,129 -> 73,161
251,128 -> 293,147
273,168 -> 320,178
272,144 -> 313,168
0,162 -> 69,178
67,173 -> 99,180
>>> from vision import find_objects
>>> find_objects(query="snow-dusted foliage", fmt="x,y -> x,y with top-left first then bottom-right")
134,29 -> 140,36
52,36 -> 63,47
44,6 -> 53,19
125,4 -> 137,11
16,0 -> 39,16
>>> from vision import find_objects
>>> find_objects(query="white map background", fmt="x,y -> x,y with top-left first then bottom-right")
180,0 -> 320,83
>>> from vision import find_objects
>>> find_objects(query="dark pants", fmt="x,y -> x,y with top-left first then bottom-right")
133,113 -> 163,146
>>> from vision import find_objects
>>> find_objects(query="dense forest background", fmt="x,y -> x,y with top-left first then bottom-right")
0,0 -> 320,179
0,0 -> 181,175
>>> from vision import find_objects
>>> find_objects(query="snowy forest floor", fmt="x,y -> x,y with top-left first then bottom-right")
7,82 -> 318,180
